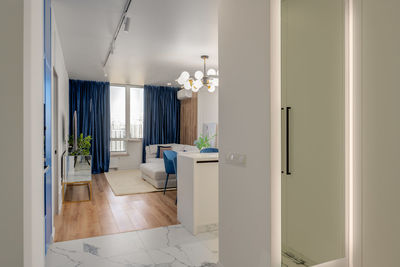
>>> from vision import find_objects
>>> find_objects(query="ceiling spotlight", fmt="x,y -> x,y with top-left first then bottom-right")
124,17 -> 131,32
103,66 -> 108,77
167,82 -> 172,86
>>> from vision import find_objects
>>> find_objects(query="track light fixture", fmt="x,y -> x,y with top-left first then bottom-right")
124,17 -> 131,32
103,0 -> 133,69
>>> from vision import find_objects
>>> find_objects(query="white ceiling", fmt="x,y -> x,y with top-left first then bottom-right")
52,0 -> 218,86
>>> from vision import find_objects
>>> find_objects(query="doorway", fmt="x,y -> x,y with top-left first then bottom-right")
281,0 -> 347,266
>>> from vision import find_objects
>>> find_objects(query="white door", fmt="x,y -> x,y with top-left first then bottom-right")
282,0 -> 345,265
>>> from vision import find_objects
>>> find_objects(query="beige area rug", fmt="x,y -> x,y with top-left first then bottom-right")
105,169 -> 174,196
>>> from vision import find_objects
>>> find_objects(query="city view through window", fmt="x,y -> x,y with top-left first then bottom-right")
110,85 -> 144,152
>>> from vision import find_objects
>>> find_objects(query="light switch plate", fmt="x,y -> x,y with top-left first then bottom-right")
225,152 -> 247,166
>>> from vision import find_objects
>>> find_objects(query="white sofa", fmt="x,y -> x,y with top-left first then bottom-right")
140,144 -> 199,189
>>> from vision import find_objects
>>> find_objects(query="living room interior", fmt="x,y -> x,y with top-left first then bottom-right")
48,0 -> 219,259
40,0 -> 358,266
5,0 -> 400,266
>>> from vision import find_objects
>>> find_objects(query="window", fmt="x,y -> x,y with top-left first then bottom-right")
130,87 -> 144,139
110,85 -> 144,153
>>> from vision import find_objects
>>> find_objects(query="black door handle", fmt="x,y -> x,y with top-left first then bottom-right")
286,107 -> 291,175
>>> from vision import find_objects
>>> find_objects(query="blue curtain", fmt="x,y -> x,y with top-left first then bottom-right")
69,79 -> 110,174
142,86 -> 180,162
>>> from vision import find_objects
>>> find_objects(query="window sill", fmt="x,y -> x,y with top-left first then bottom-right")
111,152 -> 129,157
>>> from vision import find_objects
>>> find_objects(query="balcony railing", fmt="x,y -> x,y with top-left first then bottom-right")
111,129 -> 126,152
130,121 -> 143,139
110,121 -> 143,152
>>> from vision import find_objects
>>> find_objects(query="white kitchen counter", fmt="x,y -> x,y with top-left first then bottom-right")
177,152 -> 219,235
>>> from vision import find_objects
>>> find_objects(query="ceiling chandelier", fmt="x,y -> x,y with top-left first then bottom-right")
176,55 -> 219,93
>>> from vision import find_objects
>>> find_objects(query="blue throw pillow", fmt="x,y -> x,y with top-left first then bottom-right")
156,145 -> 172,158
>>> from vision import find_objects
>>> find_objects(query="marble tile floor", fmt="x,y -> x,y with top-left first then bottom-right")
46,224 -> 219,267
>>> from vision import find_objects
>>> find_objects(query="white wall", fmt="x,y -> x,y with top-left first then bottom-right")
197,89 -> 219,143
0,0 -> 24,265
218,0 -> 279,266
0,0 -> 46,266
23,0 -> 45,266
51,12 -> 69,217
111,141 -> 143,170
360,1 -> 400,266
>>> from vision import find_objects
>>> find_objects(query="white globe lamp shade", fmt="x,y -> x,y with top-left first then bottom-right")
208,85 -> 216,93
180,71 -> 190,80
211,78 -> 219,87
177,71 -> 190,84
194,71 -> 204,80
184,81 -> 191,90
194,79 -> 203,88
177,76 -> 187,85
192,79 -> 202,92
207,68 -> 217,76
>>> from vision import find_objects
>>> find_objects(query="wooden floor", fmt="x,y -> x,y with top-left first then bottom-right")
54,173 -> 179,242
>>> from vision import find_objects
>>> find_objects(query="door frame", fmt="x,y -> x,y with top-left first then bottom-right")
270,0 -> 357,266
52,67 -> 60,219
44,0 -> 52,252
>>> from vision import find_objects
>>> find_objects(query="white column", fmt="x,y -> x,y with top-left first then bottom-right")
23,0 -> 46,266
218,0 -> 280,266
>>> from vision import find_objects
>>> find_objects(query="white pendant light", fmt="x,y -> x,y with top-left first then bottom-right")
207,68 -> 217,76
193,79 -> 203,91
195,70 -> 204,80
177,71 -> 190,85
184,80 -> 192,90
211,78 -> 219,87
175,55 -> 218,93
208,85 -> 216,93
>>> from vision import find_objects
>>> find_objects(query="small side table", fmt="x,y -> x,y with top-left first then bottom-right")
63,155 -> 92,203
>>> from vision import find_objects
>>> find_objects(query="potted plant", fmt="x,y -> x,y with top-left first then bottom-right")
69,133 -> 92,156
194,134 -> 215,150
67,133 -> 92,170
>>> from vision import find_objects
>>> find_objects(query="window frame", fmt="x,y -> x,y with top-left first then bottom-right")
110,84 -> 144,155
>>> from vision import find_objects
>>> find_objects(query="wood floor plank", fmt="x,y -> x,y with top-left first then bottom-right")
54,173 -> 179,242
126,207 -> 150,230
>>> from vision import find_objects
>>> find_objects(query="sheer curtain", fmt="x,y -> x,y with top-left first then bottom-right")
130,87 -> 144,139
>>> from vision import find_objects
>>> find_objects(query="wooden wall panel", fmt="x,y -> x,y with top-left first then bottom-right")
180,93 -> 198,145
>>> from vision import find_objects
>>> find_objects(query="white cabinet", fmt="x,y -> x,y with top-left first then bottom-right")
177,153 -> 219,235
